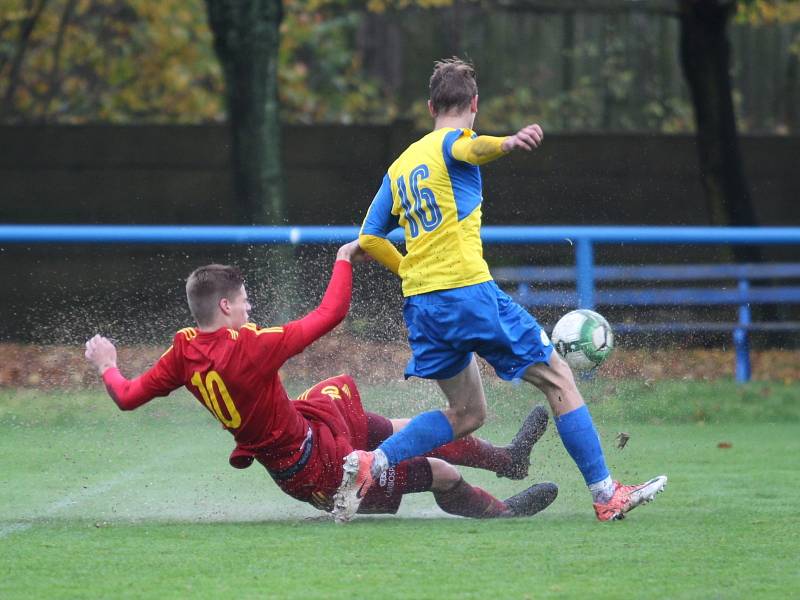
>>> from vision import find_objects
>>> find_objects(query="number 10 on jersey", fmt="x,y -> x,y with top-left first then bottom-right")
191,370 -> 241,429
397,164 -> 442,237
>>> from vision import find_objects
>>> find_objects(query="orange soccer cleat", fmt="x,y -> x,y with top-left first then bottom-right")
332,450 -> 377,523
593,475 -> 668,521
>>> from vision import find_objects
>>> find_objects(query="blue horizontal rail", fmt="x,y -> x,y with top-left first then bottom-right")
494,262 -> 800,283
514,286 -> 800,307
3,224 -> 799,383
1,224 -> 799,245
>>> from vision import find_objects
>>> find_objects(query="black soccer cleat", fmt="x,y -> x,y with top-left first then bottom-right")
496,405 -> 549,480
503,482 -> 559,517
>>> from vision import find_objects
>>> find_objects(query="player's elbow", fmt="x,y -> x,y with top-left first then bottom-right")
114,398 -> 136,411
321,298 -> 351,328
331,305 -> 349,325
358,233 -> 382,254
109,392 -> 137,411
359,233 -> 401,276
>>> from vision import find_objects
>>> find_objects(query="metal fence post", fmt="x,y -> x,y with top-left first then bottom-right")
575,237 -> 595,309
734,279 -> 752,383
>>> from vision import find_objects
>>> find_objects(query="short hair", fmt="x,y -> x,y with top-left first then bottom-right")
429,57 -> 478,115
185,264 -> 244,326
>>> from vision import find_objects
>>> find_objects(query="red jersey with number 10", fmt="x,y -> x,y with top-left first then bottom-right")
101,260 -> 353,472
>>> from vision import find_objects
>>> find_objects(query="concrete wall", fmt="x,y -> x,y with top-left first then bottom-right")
2,124 -> 798,226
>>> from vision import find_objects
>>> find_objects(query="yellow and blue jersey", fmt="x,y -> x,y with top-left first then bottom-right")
360,127 -> 507,297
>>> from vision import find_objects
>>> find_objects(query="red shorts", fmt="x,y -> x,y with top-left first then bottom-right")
256,375 -> 429,515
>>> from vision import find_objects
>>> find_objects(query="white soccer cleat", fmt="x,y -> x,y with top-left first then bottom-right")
332,450 -> 376,524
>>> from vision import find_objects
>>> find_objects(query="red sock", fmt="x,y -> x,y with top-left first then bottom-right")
433,478 -> 510,519
427,436 -> 511,474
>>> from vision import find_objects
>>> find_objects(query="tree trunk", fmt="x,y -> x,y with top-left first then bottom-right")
786,26 -> 799,133
204,0 -> 284,225
204,0 -> 298,323
677,0 -> 791,336
677,0 -> 761,263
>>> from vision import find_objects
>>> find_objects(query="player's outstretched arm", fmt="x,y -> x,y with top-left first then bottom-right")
85,334 -> 156,411
291,241 -> 361,345
449,124 -> 542,165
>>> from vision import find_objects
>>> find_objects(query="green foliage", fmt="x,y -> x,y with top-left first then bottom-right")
1,0 -> 796,130
280,3 -> 390,124
0,0 -> 225,123
736,0 -> 800,24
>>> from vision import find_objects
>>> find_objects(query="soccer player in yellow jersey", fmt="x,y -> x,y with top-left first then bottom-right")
333,57 -> 666,523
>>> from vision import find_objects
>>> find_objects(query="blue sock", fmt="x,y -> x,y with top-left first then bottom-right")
378,410 -> 454,467
555,405 -> 610,486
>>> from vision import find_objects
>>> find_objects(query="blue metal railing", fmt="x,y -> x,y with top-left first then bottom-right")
3,224 -> 798,306
2,224 -> 799,382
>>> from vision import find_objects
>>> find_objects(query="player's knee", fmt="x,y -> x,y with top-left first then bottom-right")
428,458 -> 461,492
550,353 -> 577,387
450,404 -> 486,437
525,354 -> 576,394
466,405 -> 487,433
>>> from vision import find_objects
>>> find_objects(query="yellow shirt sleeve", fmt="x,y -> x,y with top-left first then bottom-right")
450,134 -> 509,165
359,233 -> 403,276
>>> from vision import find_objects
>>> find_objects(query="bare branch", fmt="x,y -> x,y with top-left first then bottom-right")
1,0 -> 51,120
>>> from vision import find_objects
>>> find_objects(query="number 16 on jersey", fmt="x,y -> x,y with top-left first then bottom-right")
397,164 -> 442,237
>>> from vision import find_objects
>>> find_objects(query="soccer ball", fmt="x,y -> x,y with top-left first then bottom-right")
551,309 -> 614,371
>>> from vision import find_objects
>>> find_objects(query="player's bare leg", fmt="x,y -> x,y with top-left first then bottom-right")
435,355 -> 488,437
522,352 -> 667,520
335,358 -> 490,523
522,351 -> 584,417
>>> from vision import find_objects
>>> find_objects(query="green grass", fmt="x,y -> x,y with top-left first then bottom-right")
2,380 -> 799,599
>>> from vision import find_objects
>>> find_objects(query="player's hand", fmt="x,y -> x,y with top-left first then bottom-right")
85,334 -> 118,375
336,240 -> 372,264
501,123 -> 543,152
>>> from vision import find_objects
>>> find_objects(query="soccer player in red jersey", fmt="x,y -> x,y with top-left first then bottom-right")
84,241 -> 557,520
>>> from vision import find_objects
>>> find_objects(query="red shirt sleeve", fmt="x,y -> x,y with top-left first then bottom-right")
102,344 -> 184,410
241,259 -> 353,369
292,259 -> 352,346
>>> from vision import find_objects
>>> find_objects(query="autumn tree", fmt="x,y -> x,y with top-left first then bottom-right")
0,0 -> 224,123
679,0 -> 758,243
677,0 -> 799,267
203,0 -> 284,225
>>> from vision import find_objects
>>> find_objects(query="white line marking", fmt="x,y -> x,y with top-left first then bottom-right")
0,522 -> 32,537
0,449 -> 185,539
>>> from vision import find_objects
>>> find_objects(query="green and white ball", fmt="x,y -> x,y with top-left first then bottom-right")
551,309 -> 614,371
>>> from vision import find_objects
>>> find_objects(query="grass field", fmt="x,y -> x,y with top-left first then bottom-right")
2,379 -> 799,599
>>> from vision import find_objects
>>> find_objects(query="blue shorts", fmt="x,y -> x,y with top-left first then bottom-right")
403,280 -> 554,381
